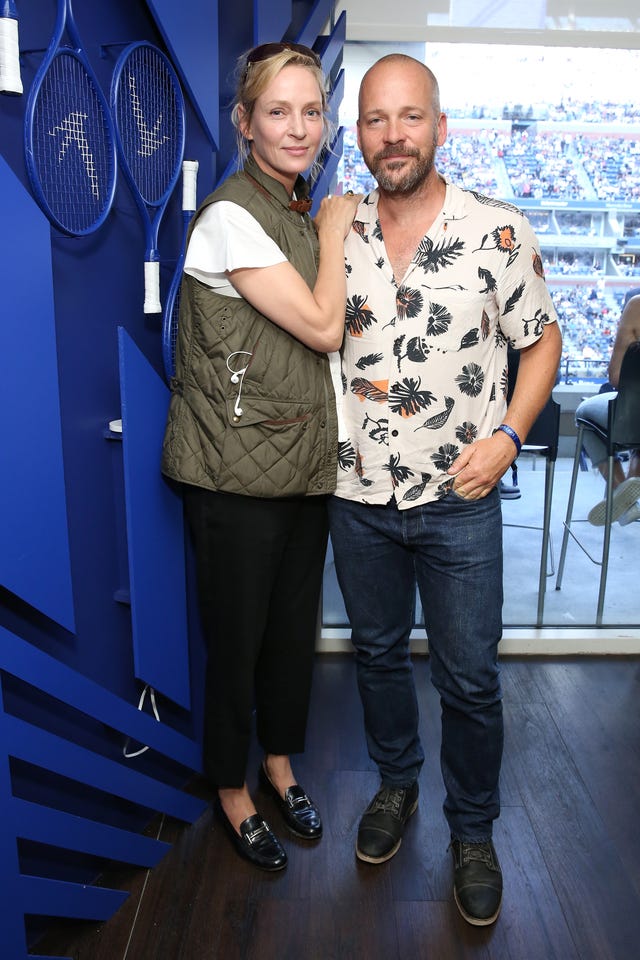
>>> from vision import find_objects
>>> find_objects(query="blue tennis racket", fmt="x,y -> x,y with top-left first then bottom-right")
0,0 -> 23,95
23,0 -> 116,234
162,159 -> 198,382
111,42 -> 185,314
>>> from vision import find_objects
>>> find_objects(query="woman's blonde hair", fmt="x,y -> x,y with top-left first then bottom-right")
231,45 -> 333,179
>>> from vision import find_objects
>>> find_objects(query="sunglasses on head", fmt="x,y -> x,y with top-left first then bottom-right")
244,42 -> 322,74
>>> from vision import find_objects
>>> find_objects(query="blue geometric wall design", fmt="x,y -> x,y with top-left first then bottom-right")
118,328 -> 191,710
0,155 -> 75,634
0,2 -> 345,956
0,625 -> 205,960
145,0 -> 220,148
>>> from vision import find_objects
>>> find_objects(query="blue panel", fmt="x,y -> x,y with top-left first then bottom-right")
327,67 -> 345,127
118,329 -> 191,711
254,0 -> 291,44
20,874 -> 128,920
0,685 -> 30,960
0,155 -> 75,633
15,798 -> 169,867
7,714 -> 205,822
0,627 -> 201,769
145,0 -> 219,148
294,0 -> 335,47
311,127 -> 344,210
316,9 -> 346,79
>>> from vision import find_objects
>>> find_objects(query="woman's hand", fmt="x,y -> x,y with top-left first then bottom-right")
315,192 -> 362,239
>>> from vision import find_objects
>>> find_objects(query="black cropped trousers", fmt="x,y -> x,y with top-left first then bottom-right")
184,486 -> 328,788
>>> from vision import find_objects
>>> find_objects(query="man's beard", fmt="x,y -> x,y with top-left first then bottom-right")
366,139 -> 438,195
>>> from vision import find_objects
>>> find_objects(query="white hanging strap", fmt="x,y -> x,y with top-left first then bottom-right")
123,684 -> 160,759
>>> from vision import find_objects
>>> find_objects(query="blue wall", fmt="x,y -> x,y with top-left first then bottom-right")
0,1 -> 344,954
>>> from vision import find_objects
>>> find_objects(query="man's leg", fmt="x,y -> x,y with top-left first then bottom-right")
328,496 -> 423,862
412,488 -> 504,924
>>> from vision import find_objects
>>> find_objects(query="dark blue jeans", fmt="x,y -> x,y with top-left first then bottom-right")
328,489 -> 504,842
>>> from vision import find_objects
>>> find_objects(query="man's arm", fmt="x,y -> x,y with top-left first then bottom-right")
608,294 -> 640,388
448,321 -> 563,500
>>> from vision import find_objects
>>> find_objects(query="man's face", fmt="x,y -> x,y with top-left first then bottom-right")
357,60 -> 447,195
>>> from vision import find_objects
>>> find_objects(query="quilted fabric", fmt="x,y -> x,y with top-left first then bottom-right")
162,159 -> 338,498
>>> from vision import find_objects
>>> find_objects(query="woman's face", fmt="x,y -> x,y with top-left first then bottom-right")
240,64 -> 325,191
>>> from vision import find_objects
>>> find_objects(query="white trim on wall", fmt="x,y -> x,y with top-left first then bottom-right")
319,627 -> 640,655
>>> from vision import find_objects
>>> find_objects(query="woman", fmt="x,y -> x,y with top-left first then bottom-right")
162,43 -> 358,871
575,290 -> 640,526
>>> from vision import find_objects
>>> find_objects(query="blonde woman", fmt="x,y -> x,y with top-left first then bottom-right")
162,43 -> 358,871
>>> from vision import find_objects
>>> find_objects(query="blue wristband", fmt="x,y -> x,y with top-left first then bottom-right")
495,423 -> 522,456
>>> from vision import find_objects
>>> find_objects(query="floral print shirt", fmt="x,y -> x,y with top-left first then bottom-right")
334,181 -> 559,509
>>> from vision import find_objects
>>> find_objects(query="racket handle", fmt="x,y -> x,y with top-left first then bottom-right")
182,160 -> 199,213
0,6 -> 23,96
144,260 -> 162,314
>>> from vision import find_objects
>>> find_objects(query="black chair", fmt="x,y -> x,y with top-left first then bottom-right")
555,341 -> 640,625
503,395 -> 561,626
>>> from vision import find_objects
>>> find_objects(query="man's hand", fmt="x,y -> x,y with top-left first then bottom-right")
447,431 -> 517,500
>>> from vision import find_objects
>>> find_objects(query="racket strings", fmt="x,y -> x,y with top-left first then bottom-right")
115,48 -> 182,205
32,52 -> 114,233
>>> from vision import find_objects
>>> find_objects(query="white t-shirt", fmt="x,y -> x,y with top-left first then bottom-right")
184,201 -> 287,297
184,200 -> 346,440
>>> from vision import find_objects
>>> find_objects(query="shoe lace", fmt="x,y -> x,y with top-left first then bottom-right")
458,841 -> 494,867
370,786 -> 404,816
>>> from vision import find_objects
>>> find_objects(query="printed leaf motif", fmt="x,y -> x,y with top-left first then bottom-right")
468,191 -> 520,214
458,328 -> 480,350
337,440 -> 356,471
502,281 -> 526,316
414,396 -> 455,431
478,267 -> 497,292
402,472 -> 431,502
355,451 -> 374,486
383,453 -> 415,487
389,377 -> 436,417
351,377 -> 389,404
352,220 -> 369,242
356,352 -> 384,370
346,294 -> 376,336
415,236 -> 465,274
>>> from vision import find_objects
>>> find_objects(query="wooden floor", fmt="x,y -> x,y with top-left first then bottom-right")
35,654 -> 640,960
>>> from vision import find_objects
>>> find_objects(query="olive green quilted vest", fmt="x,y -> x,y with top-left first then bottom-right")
161,156 -> 338,498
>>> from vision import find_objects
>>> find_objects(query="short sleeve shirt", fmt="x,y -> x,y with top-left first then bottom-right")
335,181 -> 559,509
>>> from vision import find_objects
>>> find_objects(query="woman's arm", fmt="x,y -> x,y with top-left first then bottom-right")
228,194 -> 360,352
608,294 -> 640,388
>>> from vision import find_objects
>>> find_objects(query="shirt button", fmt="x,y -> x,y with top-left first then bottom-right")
391,429 -> 399,437
320,420 -> 326,428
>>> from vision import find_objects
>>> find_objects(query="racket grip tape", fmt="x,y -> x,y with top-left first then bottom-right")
144,260 -> 162,314
182,160 -> 199,213
0,15 -> 23,95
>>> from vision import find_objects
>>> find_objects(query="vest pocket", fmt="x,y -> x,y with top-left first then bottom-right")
218,396 -> 319,496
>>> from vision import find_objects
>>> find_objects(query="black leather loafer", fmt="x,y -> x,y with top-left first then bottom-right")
216,800 -> 287,871
258,763 -> 323,840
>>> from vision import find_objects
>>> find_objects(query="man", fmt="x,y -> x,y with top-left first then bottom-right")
329,54 -> 562,926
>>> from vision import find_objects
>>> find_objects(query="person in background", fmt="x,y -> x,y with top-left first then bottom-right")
329,54 -> 562,925
577,287 -> 640,526
162,43 -> 359,872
